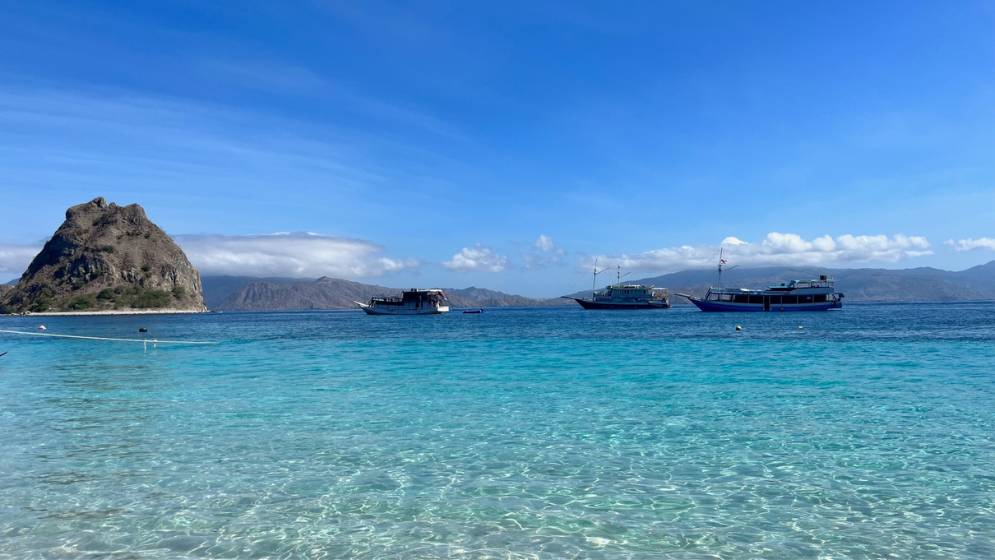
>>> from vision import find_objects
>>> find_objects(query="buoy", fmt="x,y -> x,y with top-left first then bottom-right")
37,325 -> 46,331
797,325 -> 805,330
138,328 -> 148,333
735,324 -> 743,331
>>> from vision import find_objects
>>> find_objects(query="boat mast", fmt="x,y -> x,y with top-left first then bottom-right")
592,258 -> 597,296
592,258 -> 608,297
715,248 -> 736,289
717,248 -> 725,288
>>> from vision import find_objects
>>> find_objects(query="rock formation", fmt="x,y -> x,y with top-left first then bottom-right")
0,197 -> 206,313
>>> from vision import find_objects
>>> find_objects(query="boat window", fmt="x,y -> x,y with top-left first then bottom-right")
719,294 -> 733,302
814,294 -> 827,303
768,295 -> 781,305
733,294 -> 749,303
799,295 -> 814,304
748,295 -> 762,304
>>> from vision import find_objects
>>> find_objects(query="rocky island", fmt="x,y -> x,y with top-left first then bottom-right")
0,197 -> 206,314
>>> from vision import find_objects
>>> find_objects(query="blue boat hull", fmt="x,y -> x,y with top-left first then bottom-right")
572,298 -> 670,310
687,297 -> 840,312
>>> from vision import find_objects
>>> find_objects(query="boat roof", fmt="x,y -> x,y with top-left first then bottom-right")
711,282 -> 835,293
772,278 -> 833,284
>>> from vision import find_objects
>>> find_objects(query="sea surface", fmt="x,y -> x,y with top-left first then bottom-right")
1,303 -> 994,559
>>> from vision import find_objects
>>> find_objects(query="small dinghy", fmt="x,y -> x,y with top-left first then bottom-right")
463,309 -> 483,314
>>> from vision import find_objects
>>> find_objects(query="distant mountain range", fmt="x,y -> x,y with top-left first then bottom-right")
601,261 -> 995,304
204,260 -> 995,312
203,276 -> 564,311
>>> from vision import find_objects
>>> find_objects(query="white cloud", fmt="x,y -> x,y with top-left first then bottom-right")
945,237 -> 995,251
443,245 -> 507,272
523,234 -> 567,270
175,233 -> 417,278
0,243 -> 40,276
535,234 -> 556,252
588,232 -> 932,272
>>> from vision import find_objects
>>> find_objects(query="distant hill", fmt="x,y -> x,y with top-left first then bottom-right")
443,286 -> 551,308
200,276 -> 303,309
205,260 -> 995,312
568,261 -> 995,304
204,276 -> 564,311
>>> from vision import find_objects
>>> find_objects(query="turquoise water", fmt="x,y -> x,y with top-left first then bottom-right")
1,304 -> 994,558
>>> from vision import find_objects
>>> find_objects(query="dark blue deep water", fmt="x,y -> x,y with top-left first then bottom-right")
1,303 -> 994,558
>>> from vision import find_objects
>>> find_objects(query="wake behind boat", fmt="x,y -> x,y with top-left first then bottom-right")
355,289 -> 450,315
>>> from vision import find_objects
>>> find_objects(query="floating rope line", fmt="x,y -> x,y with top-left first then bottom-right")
0,329 -> 217,345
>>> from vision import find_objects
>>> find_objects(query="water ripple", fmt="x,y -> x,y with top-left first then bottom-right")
1,304 -> 994,558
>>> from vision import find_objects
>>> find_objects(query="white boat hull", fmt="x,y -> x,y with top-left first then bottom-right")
355,301 -> 450,315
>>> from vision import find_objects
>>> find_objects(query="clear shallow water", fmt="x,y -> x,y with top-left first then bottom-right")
1,304 -> 994,559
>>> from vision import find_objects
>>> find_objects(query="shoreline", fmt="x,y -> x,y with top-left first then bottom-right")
4,308 -> 208,317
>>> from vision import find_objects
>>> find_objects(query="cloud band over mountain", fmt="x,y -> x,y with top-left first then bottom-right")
0,231 -> 955,284
945,237 -> 995,251
0,244 -> 41,276
588,233 -> 933,273
175,233 -> 418,278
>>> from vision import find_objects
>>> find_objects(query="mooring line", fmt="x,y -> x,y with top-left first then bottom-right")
0,329 -> 218,345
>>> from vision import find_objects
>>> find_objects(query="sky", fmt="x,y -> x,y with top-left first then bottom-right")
1,1 -> 994,297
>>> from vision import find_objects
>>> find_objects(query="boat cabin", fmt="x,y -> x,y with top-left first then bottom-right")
593,284 -> 668,303
373,289 -> 447,307
705,292 -> 832,304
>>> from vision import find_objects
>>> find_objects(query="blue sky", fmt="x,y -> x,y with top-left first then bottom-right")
2,1 -> 994,296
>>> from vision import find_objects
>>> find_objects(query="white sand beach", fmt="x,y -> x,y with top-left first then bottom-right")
9,309 -> 207,317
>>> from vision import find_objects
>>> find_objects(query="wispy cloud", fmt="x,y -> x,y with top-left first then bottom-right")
523,234 -> 566,269
534,234 -> 556,252
443,245 -> 507,272
175,233 -> 417,278
0,85 -> 469,220
0,243 -> 40,277
945,237 -> 995,251
588,232 -> 933,272
196,58 -> 460,138
0,88 -> 391,196
197,59 -> 332,94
